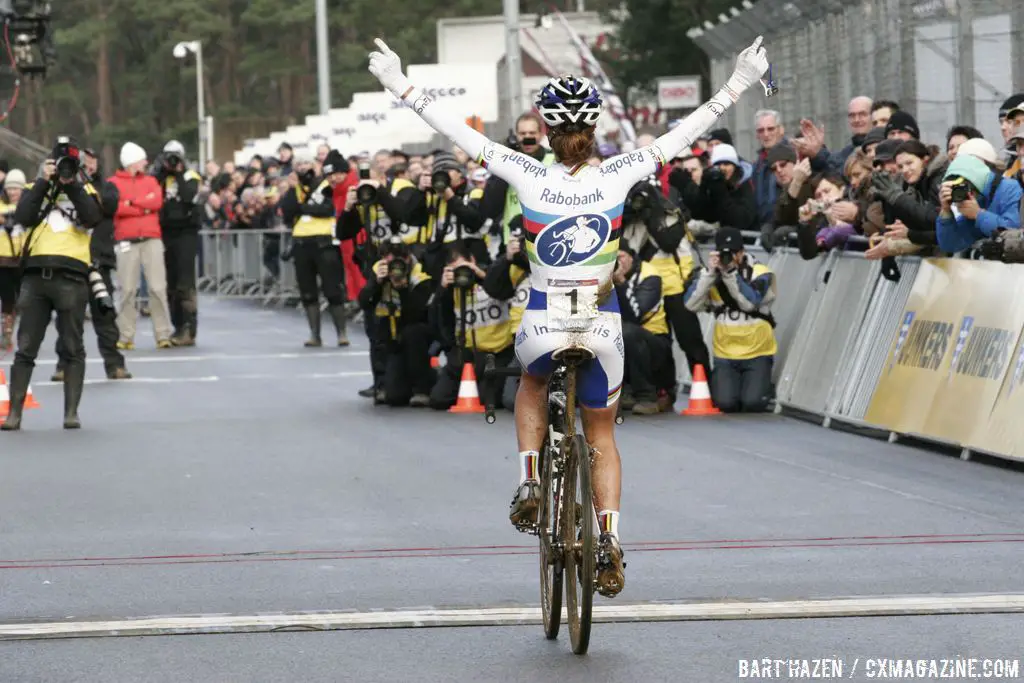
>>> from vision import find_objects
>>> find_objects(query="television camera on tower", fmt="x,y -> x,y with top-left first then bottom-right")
0,0 -> 54,78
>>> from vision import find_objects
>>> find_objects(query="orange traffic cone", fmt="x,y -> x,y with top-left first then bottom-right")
449,362 -> 485,413
25,380 -> 40,409
681,364 -> 720,416
0,369 -> 40,422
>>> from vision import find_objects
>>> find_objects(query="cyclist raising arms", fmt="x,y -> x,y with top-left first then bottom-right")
369,37 -> 769,596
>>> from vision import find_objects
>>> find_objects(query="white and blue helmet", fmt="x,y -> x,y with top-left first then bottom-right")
535,75 -> 603,129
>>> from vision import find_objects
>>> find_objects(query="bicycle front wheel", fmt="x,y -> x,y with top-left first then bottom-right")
563,433 -> 595,655
538,441 -> 563,640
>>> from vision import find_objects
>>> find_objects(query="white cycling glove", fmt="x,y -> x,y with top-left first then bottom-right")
724,36 -> 770,100
368,38 -> 412,98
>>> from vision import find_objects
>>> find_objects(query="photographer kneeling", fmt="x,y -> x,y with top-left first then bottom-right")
2,138 -> 104,431
683,228 -> 777,413
430,240 -> 514,410
614,247 -> 673,415
358,238 -> 434,406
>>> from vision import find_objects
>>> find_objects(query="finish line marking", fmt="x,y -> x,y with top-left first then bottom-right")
3,594 -> 1023,640
27,351 -> 370,366
31,371 -> 372,387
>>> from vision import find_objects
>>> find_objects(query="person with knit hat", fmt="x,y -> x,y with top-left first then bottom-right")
108,141 -> 174,350
0,168 -> 26,351
689,143 -> 759,233
410,149 -> 487,276
884,111 -> 920,141
935,152 -> 1022,253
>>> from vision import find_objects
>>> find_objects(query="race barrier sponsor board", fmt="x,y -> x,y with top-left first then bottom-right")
865,260 -> 1024,452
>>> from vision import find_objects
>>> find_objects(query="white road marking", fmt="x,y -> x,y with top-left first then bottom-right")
25,351 -> 369,366
31,371 -> 372,387
2,593 -> 1022,640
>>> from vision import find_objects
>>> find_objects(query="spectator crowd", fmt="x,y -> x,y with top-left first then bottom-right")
4,90 -> 1023,416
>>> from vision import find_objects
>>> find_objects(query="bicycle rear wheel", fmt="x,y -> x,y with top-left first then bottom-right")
538,441 -> 563,640
564,433 -> 595,655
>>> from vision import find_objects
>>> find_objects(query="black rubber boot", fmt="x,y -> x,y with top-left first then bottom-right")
62,362 -> 85,429
328,304 -> 350,347
1,363 -> 32,431
303,304 -> 322,347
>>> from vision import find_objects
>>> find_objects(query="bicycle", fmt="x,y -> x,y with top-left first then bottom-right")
483,346 -> 621,655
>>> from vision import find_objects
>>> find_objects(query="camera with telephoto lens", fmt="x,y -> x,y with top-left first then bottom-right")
505,129 -> 520,152
52,136 -> 80,182
164,153 -> 183,169
298,167 -> 316,188
949,177 -> 971,203
384,239 -> 410,279
718,248 -> 734,267
453,265 -> 475,289
356,161 -> 377,205
431,170 -> 451,194
88,267 -> 115,312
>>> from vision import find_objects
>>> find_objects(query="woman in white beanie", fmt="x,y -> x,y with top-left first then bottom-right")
0,168 -> 26,350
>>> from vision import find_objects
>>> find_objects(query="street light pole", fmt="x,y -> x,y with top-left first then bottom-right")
315,0 -> 331,115
194,42 -> 207,171
175,40 -> 207,171
502,0 -> 522,125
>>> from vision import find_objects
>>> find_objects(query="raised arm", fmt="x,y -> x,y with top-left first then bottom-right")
368,39 -> 543,189
601,37 -> 771,186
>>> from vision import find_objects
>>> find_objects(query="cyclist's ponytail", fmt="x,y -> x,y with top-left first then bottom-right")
549,126 -> 596,168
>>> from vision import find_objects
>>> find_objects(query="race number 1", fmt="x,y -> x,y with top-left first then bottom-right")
547,278 -> 599,330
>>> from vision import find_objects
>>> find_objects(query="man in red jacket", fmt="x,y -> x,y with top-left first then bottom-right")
109,142 -> 174,349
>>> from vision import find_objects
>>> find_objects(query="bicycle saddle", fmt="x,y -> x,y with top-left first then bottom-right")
552,345 -> 595,364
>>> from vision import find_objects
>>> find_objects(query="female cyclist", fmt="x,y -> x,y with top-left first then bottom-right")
369,36 -> 770,597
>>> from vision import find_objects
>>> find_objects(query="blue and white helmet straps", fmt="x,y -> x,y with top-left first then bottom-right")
536,75 -> 604,128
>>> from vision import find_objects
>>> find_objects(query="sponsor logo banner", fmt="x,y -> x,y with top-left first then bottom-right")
866,260 -> 1024,448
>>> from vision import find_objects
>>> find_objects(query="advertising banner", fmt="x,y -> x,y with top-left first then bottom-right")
406,63 -> 498,121
656,76 -> 702,110
965,275 -> 1024,461
349,92 -> 434,144
865,260 -> 1024,445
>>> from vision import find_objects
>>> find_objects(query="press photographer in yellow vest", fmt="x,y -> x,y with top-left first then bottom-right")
0,168 -> 27,352
614,247 -> 674,415
357,239 -> 434,406
2,138 -> 104,431
391,152 -> 487,279
621,180 -> 712,382
481,221 -> 531,411
278,149 -> 349,348
683,227 -> 777,414
429,240 -> 514,411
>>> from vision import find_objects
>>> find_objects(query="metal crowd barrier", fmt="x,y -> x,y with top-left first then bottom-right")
771,249 -> 923,428
196,228 -> 301,307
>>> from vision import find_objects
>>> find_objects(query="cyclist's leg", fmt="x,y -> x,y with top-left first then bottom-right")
577,315 -> 626,596
579,405 -> 620,513
508,309 -> 562,528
